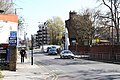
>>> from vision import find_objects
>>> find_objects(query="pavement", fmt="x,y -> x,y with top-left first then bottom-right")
0,49 -> 88,80
1,53 -> 52,80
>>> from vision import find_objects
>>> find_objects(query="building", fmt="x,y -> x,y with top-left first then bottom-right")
65,11 -> 92,46
36,22 -> 50,48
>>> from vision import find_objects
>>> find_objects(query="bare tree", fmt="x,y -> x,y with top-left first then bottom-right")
98,0 -> 120,44
0,0 -> 14,14
70,9 -> 110,45
90,9 -> 110,40
70,10 -> 92,45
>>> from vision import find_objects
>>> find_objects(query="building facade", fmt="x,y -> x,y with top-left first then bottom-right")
36,23 -> 50,48
65,11 -> 92,46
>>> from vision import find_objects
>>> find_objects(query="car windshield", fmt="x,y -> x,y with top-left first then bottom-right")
52,46 -> 56,48
48,47 -> 51,49
50,49 -> 56,51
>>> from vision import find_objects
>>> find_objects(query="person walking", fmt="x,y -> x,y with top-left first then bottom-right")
20,48 -> 26,63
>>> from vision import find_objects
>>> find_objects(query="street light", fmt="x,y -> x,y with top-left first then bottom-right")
15,8 -> 23,49
31,35 -> 34,65
15,8 -> 23,15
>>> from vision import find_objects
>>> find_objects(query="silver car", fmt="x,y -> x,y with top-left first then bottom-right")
60,50 -> 74,59
48,48 -> 57,55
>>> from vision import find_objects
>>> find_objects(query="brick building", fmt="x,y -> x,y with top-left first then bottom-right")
65,11 -> 92,46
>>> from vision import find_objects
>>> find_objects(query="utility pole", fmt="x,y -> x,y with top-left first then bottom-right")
31,35 -> 33,65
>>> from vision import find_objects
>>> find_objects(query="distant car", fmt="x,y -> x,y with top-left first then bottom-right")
60,50 -> 74,59
48,48 -> 57,55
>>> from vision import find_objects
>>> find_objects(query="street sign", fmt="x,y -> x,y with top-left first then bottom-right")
10,31 -> 17,37
9,37 -> 17,46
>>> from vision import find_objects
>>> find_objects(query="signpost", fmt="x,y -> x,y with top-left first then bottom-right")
9,31 -> 17,71
9,37 -> 17,46
10,31 -> 17,37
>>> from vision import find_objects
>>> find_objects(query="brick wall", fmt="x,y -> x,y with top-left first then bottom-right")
69,45 -> 120,61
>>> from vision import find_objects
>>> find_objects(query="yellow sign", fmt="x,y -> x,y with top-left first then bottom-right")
96,39 -> 100,43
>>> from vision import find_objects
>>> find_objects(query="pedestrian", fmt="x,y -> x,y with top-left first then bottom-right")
20,48 -> 26,63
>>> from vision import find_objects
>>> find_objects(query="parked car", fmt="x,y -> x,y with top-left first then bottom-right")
60,50 -> 74,59
48,48 -> 57,55
47,47 -> 52,53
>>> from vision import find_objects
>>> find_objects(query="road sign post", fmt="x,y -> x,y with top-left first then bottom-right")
9,31 -> 17,71
9,46 -> 17,71
9,37 -> 17,46
10,31 -> 17,37
31,35 -> 34,65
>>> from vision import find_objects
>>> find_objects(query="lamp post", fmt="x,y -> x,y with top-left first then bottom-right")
31,35 -> 34,65
15,8 -> 23,49
15,8 -> 23,15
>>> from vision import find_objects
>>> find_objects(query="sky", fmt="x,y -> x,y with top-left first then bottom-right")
14,0 -> 101,38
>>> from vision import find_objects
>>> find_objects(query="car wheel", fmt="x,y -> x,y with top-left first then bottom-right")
60,56 -> 62,59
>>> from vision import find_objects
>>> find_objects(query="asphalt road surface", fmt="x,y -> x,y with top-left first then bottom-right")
32,50 -> 120,80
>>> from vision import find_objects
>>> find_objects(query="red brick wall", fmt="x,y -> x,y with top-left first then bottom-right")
69,45 -> 90,55
69,45 -> 120,61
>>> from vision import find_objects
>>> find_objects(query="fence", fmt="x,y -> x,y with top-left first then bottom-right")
69,45 -> 120,61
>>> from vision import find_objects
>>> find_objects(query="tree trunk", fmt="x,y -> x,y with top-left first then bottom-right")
116,27 -> 119,43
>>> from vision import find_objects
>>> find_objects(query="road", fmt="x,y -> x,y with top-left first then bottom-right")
32,50 -> 120,80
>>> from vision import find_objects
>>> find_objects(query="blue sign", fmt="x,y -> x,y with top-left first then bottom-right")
9,37 -> 17,46
10,31 -> 17,37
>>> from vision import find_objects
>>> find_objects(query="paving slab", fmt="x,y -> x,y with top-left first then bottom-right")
1,55 -> 51,80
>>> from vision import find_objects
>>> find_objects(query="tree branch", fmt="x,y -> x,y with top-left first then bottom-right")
102,0 -> 114,21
